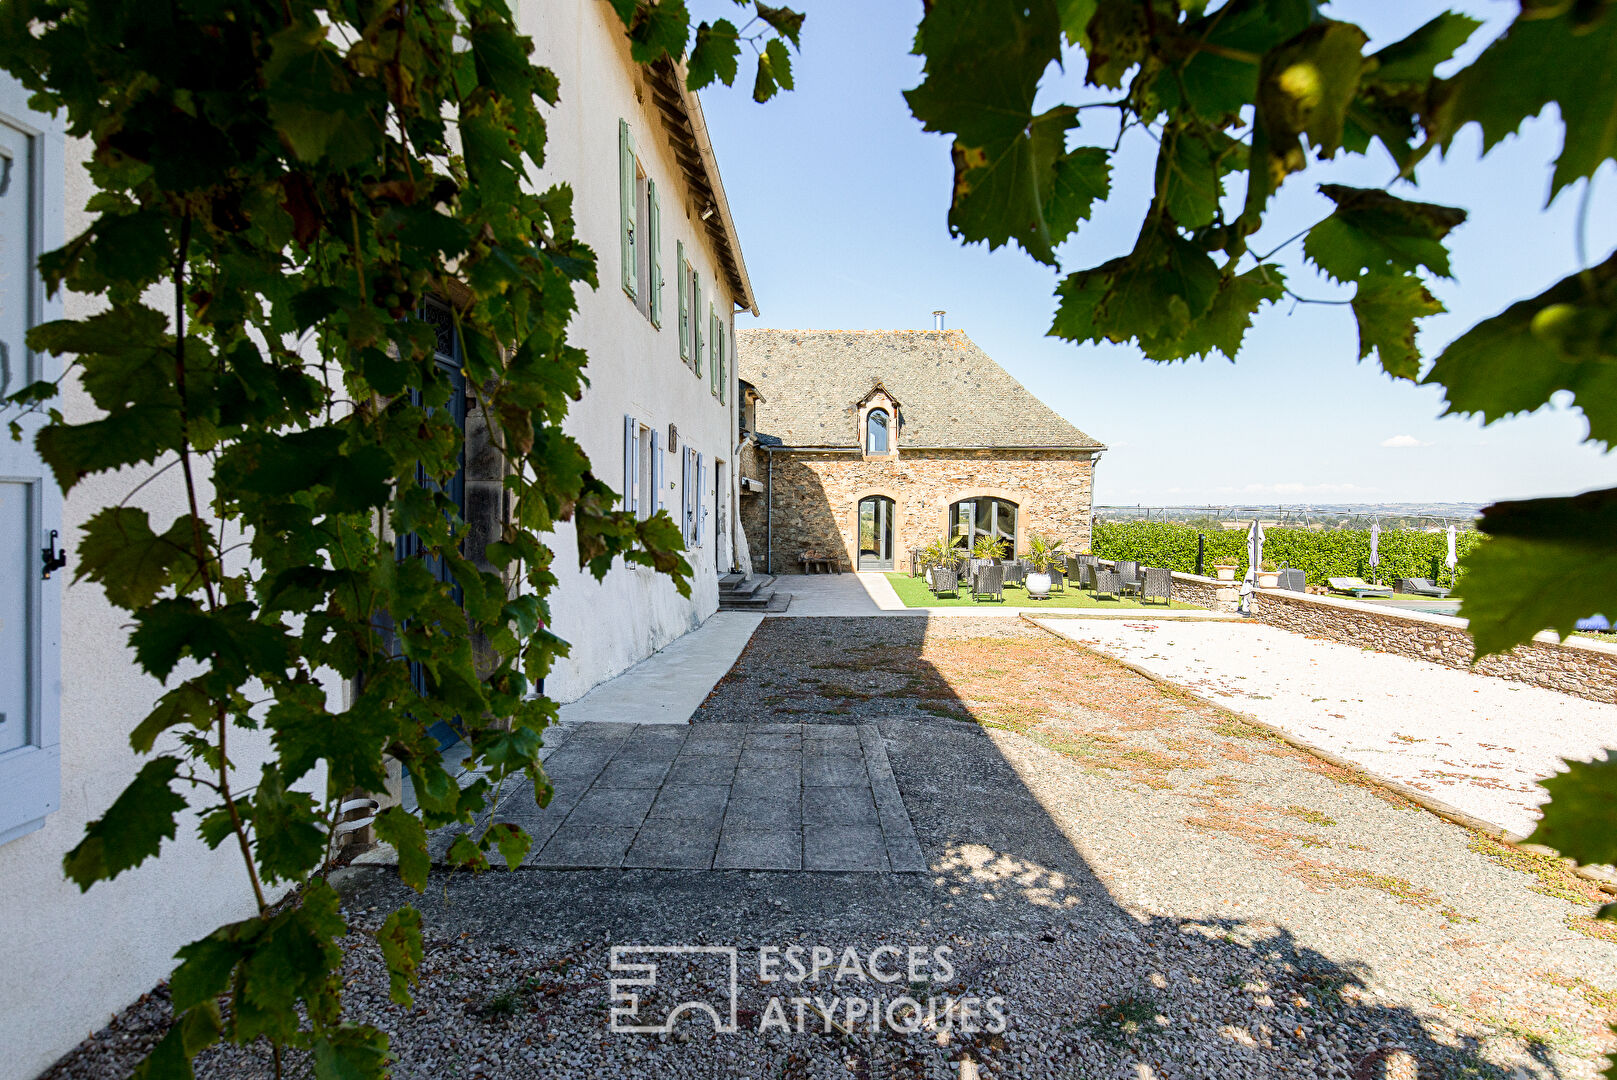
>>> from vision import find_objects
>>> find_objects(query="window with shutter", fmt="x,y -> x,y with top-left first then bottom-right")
0,91 -> 61,847
681,446 -> 694,544
647,179 -> 662,328
709,306 -> 718,396
618,119 -> 637,299
717,318 -> 727,405
622,414 -> 638,516
677,242 -> 688,358
696,453 -> 707,547
650,428 -> 662,514
690,270 -> 702,375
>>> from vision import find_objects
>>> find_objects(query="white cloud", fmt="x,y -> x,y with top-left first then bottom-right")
1380,434 -> 1432,448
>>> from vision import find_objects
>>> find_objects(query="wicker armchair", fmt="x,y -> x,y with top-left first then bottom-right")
931,567 -> 959,597
972,564 -> 1005,602
1047,566 -> 1066,593
1115,560 -> 1142,597
1067,555 -> 1092,589
1002,561 -> 1026,587
1141,566 -> 1173,605
1092,569 -> 1121,600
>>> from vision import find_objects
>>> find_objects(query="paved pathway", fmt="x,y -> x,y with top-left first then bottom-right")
556,612 -> 763,723
426,721 -> 924,871
1038,617 -> 1617,838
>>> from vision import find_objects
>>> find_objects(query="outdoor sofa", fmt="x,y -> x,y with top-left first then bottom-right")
1327,576 -> 1394,598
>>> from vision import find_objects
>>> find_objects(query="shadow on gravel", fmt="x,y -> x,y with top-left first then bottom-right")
45,617 -> 1570,1080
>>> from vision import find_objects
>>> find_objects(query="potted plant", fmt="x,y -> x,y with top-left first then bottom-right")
970,534 -> 1007,574
1213,557 -> 1237,582
1256,559 -> 1280,588
1025,534 -> 1064,598
922,534 -> 961,587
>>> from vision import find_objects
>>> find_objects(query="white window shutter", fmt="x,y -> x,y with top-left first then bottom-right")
696,453 -> 707,547
683,448 -> 695,543
0,98 -> 61,847
620,413 -> 633,514
650,427 -> 662,513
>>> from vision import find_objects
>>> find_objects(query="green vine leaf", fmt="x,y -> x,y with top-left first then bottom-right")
377,907 -> 424,1007
62,756 -> 188,889
1425,252 -> 1617,445
688,19 -> 741,89
1351,271 -> 1444,380
1303,185 -> 1466,283
373,806 -> 431,892
1532,754 -> 1617,868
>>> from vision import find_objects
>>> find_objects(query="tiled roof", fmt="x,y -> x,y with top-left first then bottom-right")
735,329 -> 1102,450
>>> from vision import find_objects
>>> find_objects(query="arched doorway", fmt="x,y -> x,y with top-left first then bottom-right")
950,496 -> 1018,556
857,495 -> 895,570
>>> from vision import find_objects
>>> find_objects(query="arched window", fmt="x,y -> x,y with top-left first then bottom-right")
865,408 -> 889,454
950,497 -> 1018,556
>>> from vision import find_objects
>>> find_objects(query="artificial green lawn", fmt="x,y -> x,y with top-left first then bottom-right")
884,572 -> 1202,610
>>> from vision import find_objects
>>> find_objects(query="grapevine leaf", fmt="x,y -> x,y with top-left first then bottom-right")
1246,20 -> 1370,223
250,764 -> 326,884
1155,126 -> 1245,230
129,680 -> 215,754
311,1025 -> 391,1080
1424,253 -> 1617,445
172,931 -> 249,1011
1082,0 -> 1145,89
1365,11 -> 1481,86
754,4 -> 805,47
131,1003 -> 221,1080
1304,185 -> 1466,283
1151,0 -> 1313,125
62,756 -> 188,889
373,805 -> 431,891
377,907 -> 424,1006
1351,271 -> 1444,380
482,820 -> 533,870
445,832 -> 492,871
1437,4 -> 1617,198
687,19 -> 740,89
76,507 -> 199,609
947,105 -> 1085,265
1532,754 -> 1617,868
1140,265 -> 1287,362
1458,487 -> 1617,656
619,0 -> 690,65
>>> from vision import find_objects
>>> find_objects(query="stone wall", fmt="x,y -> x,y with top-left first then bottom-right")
741,448 -> 1095,575
1253,588 -> 1617,703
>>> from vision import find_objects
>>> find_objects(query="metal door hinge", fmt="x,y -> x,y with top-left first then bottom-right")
41,528 -> 65,579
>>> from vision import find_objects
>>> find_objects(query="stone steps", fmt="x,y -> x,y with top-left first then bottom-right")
719,573 -> 790,612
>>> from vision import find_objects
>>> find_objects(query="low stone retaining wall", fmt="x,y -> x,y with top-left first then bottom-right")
1252,587 -> 1617,704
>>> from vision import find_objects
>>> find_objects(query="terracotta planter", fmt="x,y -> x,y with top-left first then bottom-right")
1026,571 -> 1052,598
1215,566 -> 1236,581
1256,570 -> 1280,588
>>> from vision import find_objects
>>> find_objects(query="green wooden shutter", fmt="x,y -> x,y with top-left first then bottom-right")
618,119 -> 637,299
691,271 -> 703,374
718,318 -> 728,405
709,305 -> 718,396
677,241 -> 688,359
647,179 -> 662,327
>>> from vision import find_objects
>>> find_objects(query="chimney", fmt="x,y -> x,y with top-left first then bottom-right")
932,310 -> 946,331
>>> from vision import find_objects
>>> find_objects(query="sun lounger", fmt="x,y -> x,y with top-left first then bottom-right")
1396,577 -> 1451,598
1327,576 -> 1393,598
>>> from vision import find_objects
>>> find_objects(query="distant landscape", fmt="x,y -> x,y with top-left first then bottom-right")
1094,503 -> 1485,530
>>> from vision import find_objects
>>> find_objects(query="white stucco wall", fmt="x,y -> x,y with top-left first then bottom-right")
0,129 -> 335,1080
1,5 -> 749,1074
524,1 -> 744,703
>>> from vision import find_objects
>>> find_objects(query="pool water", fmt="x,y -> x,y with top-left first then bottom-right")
1365,597 -> 1461,617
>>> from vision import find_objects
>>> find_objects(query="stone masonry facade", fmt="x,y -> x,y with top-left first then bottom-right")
740,448 -> 1095,575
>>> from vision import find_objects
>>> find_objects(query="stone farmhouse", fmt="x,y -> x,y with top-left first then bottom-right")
0,5 -> 755,1076
735,327 -> 1104,576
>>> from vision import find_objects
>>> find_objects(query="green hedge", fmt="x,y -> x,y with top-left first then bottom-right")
1091,521 -> 1484,587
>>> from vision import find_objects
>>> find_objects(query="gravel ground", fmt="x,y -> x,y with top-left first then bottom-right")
1039,618 -> 1617,838
40,617 -> 1617,1080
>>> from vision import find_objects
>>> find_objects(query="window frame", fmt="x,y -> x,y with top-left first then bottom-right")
866,408 -> 890,455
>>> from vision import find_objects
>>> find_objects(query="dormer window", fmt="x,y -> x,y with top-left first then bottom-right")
866,409 -> 890,454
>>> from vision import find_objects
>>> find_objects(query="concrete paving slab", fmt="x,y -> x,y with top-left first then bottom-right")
556,612 -> 764,725
739,747 -> 800,769
530,826 -> 635,868
803,756 -> 868,787
743,732 -> 800,751
803,785 -> 879,826
594,758 -> 672,789
663,756 -> 738,785
622,822 -> 720,869
647,784 -> 730,823
714,827 -> 801,870
566,786 -> 656,827
803,825 -> 888,871
723,795 -> 800,830
730,764 -> 799,800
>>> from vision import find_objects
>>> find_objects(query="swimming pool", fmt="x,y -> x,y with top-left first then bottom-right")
1361,597 -> 1461,617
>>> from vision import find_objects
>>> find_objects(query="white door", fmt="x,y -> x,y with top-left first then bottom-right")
0,83 -> 62,846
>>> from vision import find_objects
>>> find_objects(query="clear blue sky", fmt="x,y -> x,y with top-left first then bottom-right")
697,0 -> 1617,507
